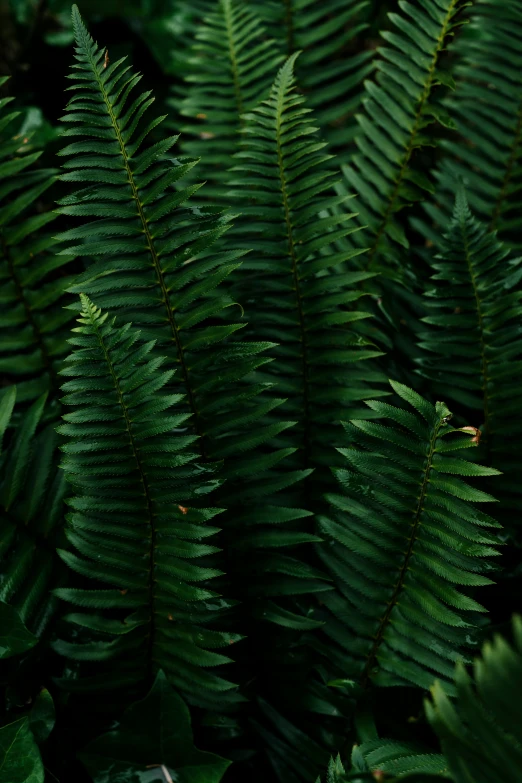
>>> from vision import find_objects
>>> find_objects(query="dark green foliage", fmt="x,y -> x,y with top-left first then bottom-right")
417,194 -> 522,531
176,0 -> 282,204
229,54 -> 385,484
254,0 -> 375,157
426,615 -> 522,783
425,0 -> 522,250
0,386 -> 65,646
55,296 -> 239,706
0,1 -> 520,782
0,80 -> 74,404
80,671 -> 230,783
340,0 -> 468,272
0,717 -> 44,783
317,381 -> 500,692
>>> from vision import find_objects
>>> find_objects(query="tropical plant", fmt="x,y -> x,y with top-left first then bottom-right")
0,1 -> 520,782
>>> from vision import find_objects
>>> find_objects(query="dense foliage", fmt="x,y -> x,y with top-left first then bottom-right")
0,1 -> 521,781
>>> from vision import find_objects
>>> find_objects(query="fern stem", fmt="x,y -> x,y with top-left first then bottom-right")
366,0 -> 459,269
459,212 -> 491,438
360,415 -> 444,687
490,99 -> 522,231
81,29 -> 207,454
0,230 -> 58,390
275,89 -> 311,467
86,302 -> 157,684
222,0 -> 245,120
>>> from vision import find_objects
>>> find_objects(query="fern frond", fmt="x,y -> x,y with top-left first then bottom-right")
176,0 -> 282,204
426,614 -> 522,783
340,0 -> 468,271
425,0 -> 522,250
59,5 -> 316,635
0,79 -> 74,403
417,192 -> 521,420
229,54 -> 385,487
254,0 -> 374,159
0,385 -> 66,644
54,296 -> 240,707
417,193 -> 522,528
317,381 -> 501,692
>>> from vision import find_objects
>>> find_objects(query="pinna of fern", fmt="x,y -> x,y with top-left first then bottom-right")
0,80 -> 75,405
176,0 -> 282,205
229,53 -> 386,489
315,381 -> 501,694
54,295 -> 241,708
57,6 -> 324,637
423,0 -> 522,251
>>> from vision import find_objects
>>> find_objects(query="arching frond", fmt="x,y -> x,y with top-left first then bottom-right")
339,0 -> 468,272
175,0 -> 282,204
254,0 -> 374,159
0,79 -> 74,404
54,296 -> 240,707
229,54 -> 385,490
317,381 -> 501,692
0,385 -> 66,648
424,0 -> 522,250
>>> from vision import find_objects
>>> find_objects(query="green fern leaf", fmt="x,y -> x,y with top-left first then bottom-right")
417,193 -> 522,530
54,296 -> 240,707
229,54 -> 385,490
175,0 -> 282,204
0,79 -> 74,403
317,381 -> 501,692
424,0 -> 522,251
254,0 -> 374,159
339,0 -> 468,271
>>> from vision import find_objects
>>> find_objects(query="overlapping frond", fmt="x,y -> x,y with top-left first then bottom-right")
0,386 -> 65,648
426,615 -> 522,783
175,0 -> 282,204
424,0 -> 522,250
58,6 -> 316,634
54,296 -> 240,707
417,194 -> 522,528
339,0 -> 468,272
417,193 -> 522,419
0,79 -> 74,403
229,54 -> 385,487
316,381 -> 501,692
254,0 -> 374,159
